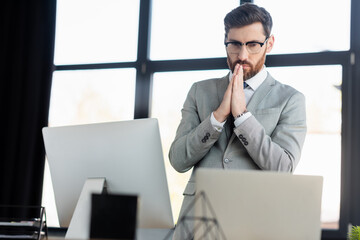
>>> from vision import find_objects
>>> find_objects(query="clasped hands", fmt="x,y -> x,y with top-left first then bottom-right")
213,63 -> 247,123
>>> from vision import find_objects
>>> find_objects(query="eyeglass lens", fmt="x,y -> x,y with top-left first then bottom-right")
227,42 -> 262,54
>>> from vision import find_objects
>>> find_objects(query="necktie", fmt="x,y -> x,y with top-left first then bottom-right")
227,115 -> 235,139
243,81 -> 248,89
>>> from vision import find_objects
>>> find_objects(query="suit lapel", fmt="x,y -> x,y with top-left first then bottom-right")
216,74 -> 229,106
246,74 -> 275,113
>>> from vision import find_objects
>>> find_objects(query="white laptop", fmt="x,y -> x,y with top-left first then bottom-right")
193,169 -> 323,240
42,118 -> 174,239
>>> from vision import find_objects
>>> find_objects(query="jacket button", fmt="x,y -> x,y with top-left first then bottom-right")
224,158 -> 229,163
244,141 -> 248,146
206,132 -> 210,137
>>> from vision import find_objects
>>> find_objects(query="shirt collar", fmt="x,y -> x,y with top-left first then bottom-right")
228,65 -> 268,91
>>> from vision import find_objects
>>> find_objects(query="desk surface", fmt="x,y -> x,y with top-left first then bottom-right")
48,228 -> 174,240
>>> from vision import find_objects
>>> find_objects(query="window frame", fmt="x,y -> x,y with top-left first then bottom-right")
51,0 -> 360,239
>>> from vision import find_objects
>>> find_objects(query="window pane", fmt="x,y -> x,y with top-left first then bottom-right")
267,65 -> 342,229
255,0 -> 350,54
48,68 -> 136,126
150,0 -> 239,60
54,0 -> 140,65
43,68 -> 136,226
151,69 -> 229,222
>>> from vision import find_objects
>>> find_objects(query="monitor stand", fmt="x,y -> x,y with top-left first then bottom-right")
65,178 -> 107,239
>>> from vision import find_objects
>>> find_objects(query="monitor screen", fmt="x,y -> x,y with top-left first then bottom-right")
42,118 -> 174,230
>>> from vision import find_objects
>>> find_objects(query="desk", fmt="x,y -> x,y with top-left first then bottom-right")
48,228 -> 174,240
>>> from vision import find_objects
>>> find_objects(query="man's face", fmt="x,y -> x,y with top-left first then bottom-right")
226,22 -> 274,80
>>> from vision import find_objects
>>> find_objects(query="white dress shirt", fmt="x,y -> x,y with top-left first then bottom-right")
210,65 -> 268,132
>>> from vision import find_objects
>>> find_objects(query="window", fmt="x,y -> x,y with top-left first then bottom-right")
255,0 -> 351,54
54,0 -> 140,64
44,1 -> 359,238
49,69 -> 136,126
150,0 -> 238,60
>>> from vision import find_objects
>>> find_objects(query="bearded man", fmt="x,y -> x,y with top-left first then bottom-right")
169,3 -> 307,239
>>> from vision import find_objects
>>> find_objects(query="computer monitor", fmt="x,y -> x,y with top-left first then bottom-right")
42,118 -> 174,232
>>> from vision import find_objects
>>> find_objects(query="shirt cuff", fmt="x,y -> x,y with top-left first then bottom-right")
234,111 -> 252,128
210,112 -> 226,132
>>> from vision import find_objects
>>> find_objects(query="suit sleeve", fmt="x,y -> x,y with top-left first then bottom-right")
169,83 -> 222,173
234,91 -> 307,172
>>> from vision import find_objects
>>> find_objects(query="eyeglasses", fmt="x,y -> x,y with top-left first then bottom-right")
225,37 -> 269,54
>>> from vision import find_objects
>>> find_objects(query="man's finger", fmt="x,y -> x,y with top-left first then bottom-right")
232,64 -> 240,88
238,64 -> 243,89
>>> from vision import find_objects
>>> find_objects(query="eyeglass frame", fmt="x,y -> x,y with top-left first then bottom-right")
224,37 -> 269,54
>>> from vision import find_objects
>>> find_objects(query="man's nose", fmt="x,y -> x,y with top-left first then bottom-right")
237,46 -> 249,61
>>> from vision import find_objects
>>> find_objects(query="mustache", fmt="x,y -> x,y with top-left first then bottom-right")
235,60 -> 251,66
231,60 -> 251,72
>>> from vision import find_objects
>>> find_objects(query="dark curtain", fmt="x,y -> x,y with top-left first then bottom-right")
0,0 -> 56,206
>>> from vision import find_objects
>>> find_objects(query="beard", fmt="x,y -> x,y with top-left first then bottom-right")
227,50 -> 266,81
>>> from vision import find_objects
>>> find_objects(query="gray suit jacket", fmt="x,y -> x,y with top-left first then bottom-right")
169,72 -> 307,239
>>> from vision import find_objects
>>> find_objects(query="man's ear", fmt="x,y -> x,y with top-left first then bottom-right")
266,35 -> 275,53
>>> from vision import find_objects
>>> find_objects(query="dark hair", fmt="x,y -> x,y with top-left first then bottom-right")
224,3 -> 272,40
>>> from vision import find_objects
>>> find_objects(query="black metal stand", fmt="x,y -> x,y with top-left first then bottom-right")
0,205 -> 48,240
